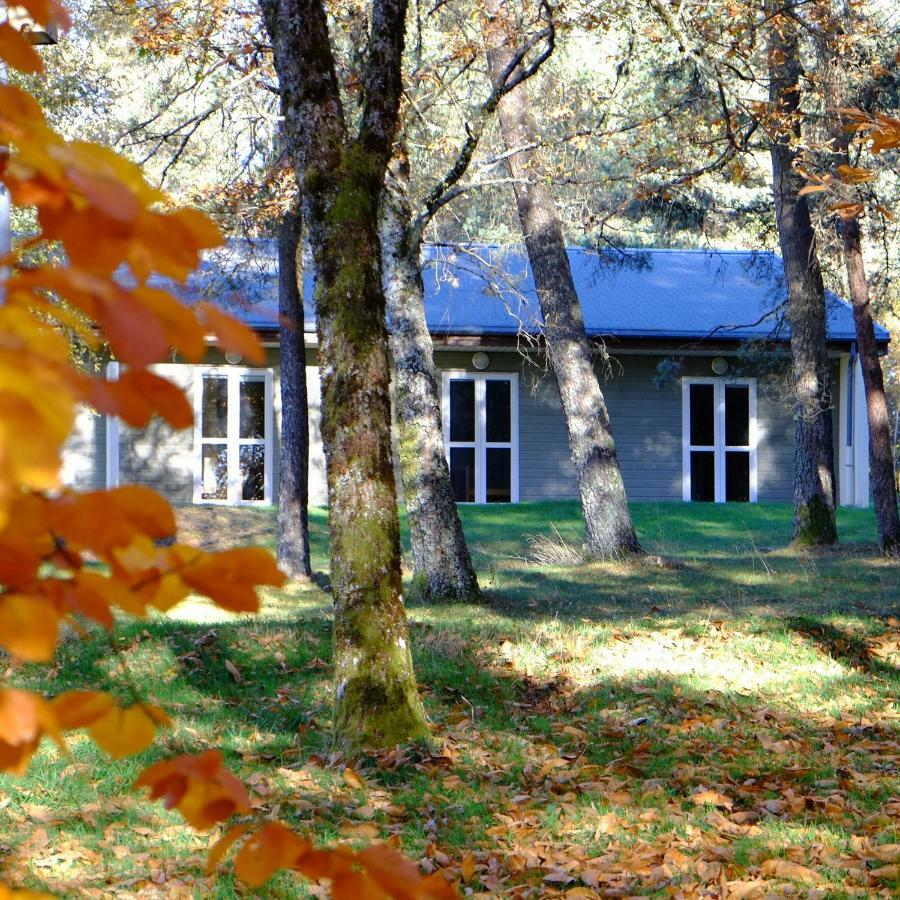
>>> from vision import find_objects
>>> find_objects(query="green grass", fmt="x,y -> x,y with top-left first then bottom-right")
2,502 -> 898,897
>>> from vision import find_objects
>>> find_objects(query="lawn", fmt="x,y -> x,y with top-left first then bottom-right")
1,502 -> 898,897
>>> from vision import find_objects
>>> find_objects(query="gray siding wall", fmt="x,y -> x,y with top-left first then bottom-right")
61,347 -> 844,508
119,363 -> 195,502
111,350 -> 330,508
61,406 -> 106,491
434,349 -> 806,503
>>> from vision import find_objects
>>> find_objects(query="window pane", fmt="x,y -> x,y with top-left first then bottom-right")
240,379 -> 266,439
690,450 -> 715,502
202,376 -> 228,439
486,447 -> 511,502
449,447 -> 475,502
725,385 -> 749,447
201,444 -> 228,499
725,451 -> 750,502
240,445 -> 265,501
689,383 -> 715,446
485,380 -> 511,443
449,380 -> 475,442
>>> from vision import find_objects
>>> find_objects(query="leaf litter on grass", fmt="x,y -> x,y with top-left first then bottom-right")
1,602 -> 897,897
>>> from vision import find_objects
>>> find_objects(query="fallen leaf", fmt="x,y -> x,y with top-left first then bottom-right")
760,858 -> 818,883
340,822 -> 380,840
871,844 -> 900,863
870,864 -> 900,882
342,767 -> 367,790
690,788 -> 733,809
224,659 -> 243,683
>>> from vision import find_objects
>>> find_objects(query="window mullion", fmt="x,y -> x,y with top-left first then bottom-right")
715,380 -> 726,503
228,374 -> 240,503
475,377 -> 486,504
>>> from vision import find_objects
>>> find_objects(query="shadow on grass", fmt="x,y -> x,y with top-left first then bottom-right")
786,616 -> 899,677
7,605 -> 900,896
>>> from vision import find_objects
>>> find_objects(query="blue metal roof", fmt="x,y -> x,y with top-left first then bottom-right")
173,243 -> 887,345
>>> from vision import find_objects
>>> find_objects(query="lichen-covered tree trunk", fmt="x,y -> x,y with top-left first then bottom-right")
260,0 -> 428,747
381,151 -> 480,601
767,10 -> 837,546
839,215 -> 900,553
276,207 -> 313,579
486,47 -> 640,558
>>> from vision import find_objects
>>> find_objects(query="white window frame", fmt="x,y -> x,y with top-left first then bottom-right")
193,367 -> 274,505
442,371 -> 519,504
682,376 -> 757,503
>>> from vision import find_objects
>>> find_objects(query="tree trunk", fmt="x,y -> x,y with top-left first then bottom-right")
260,0 -> 428,748
840,216 -> 900,552
767,9 -> 838,546
819,5 -> 900,554
486,47 -> 640,558
381,150 -> 480,601
276,207 -> 313,579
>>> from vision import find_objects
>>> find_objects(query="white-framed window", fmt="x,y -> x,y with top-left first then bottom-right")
193,367 -> 274,505
442,371 -> 519,504
682,377 -> 757,503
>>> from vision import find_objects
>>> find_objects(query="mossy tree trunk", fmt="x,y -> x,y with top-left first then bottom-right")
260,0 -> 428,747
381,149 -> 480,602
486,39 -> 640,559
276,205 -> 313,579
767,6 -> 837,546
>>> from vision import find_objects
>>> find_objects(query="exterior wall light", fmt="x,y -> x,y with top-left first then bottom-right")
472,351 -> 490,371
711,357 -> 729,375
225,352 -> 243,365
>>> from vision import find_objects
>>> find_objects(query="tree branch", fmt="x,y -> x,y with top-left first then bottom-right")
410,1 -> 555,244
358,0 -> 411,163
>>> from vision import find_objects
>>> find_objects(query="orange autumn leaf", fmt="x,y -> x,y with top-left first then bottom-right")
0,533 -> 44,588
197,301 -> 264,364
0,593 -> 59,661
64,571 -> 134,623
0,689 -> 61,774
230,827 -> 459,897
0,885 -> 56,899
89,369 -> 193,430
47,487 -> 175,555
836,164 -> 875,184
102,485 -> 177,541
356,844 -> 459,899
233,822 -> 312,887
180,546 -> 286,613
16,0 -> 72,32
131,207 -> 223,283
206,824 -> 252,875
49,691 -> 116,730
135,750 -> 251,830
88,703 -> 169,759
135,287 -> 208,362
331,871 -> 385,899
0,22 -> 43,74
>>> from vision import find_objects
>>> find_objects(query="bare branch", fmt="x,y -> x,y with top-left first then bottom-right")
409,1 -> 555,245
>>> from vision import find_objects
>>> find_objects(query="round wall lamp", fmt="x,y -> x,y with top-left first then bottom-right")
711,356 -> 729,375
472,351 -> 490,371
225,351 -> 244,365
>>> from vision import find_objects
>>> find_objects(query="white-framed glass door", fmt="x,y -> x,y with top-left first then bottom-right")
194,367 -> 274,504
682,377 -> 757,502
442,371 -> 519,503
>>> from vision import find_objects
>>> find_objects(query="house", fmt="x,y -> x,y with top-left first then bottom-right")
61,245 -> 889,509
